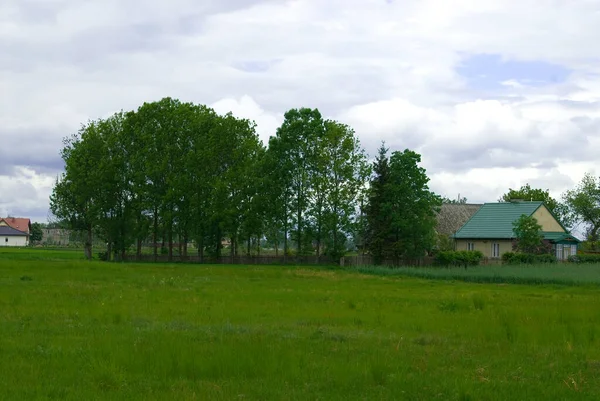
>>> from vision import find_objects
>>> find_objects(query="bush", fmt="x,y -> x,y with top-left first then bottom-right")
502,252 -> 556,265
568,254 -> 600,264
534,254 -> 557,264
435,250 -> 483,268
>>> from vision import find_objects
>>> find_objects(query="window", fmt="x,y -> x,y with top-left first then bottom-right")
571,244 -> 577,256
467,242 -> 475,251
492,243 -> 500,258
556,244 -> 563,260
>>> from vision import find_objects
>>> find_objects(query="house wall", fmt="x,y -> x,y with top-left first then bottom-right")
455,239 -> 513,258
1,236 -> 28,247
532,206 -> 565,232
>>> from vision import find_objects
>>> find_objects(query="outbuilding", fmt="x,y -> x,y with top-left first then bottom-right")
0,225 -> 29,246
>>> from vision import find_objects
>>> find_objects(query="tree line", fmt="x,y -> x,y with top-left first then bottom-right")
50,97 -> 600,262
50,98 -> 443,262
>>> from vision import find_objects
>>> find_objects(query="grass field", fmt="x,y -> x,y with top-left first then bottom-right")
2,248 -> 600,400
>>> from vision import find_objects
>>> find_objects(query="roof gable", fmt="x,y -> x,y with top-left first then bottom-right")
454,201 -> 546,239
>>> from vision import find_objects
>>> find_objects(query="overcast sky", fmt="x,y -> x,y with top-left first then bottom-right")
2,0 -> 600,222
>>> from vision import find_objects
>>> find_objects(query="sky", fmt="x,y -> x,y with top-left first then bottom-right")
2,0 -> 600,223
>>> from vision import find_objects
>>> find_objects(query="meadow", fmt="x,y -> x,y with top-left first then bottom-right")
1,248 -> 600,400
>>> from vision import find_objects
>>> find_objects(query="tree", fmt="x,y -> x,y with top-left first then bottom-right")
272,108 -> 325,256
442,195 -> 468,204
500,183 -> 570,227
512,214 -> 544,254
50,121 -> 110,260
364,143 -> 393,264
563,173 -> 600,250
30,222 -> 43,244
309,120 -> 370,261
386,149 -> 441,261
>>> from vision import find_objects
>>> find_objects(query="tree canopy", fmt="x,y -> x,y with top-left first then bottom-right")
499,183 -> 570,227
563,173 -> 600,249
512,214 -> 545,254
364,144 -> 441,264
50,99 -> 374,262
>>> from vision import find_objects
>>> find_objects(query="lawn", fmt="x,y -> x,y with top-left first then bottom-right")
1,249 -> 600,400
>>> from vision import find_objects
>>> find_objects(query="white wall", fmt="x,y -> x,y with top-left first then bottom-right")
1,236 -> 28,247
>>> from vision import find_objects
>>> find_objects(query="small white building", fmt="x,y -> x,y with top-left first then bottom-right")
0,226 -> 29,246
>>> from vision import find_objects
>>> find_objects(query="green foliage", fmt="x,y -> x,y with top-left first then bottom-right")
365,143 -> 441,264
563,173 -> 600,250
502,252 -> 557,264
568,253 -> 600,263
435,250 -> 484,267
500,183 -> 571,227
512,214 -> 545,254
264,109 -> 370,261
436,234 -> 455,251
442,195 -> 468,204
364,143 -> 392,264
30,222 -> 43,244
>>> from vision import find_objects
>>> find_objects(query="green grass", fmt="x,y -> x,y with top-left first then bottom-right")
2,249 -> 600,399
351,264 -> 600,286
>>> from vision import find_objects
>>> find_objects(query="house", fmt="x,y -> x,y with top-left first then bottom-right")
453,201 -> 579,260
0,217 -> 31,247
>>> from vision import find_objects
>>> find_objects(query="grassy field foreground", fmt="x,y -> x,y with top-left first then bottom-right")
1,251 -> 600,399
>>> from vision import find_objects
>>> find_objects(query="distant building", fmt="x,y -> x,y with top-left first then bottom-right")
453,201 -> 580,260
0,217 -> 31,247
42,228 -> 71,246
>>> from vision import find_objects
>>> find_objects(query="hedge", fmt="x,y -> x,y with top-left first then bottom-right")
435,250 -> 484,268
502,252 -> 557,264
568,254 -> 600,264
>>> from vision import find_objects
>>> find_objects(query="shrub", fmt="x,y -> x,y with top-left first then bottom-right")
534,254 -> 557,264
435,250 -> 483,268
568,254 -> 600,264
502,252 -> 556,264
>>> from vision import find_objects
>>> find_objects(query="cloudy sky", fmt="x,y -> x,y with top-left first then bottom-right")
2,0 -> 600,222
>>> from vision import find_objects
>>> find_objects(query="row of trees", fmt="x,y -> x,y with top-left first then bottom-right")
50,97 -> 600,262
52,98 -> 424,261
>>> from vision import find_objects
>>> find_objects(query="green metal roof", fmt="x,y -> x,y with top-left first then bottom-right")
454,201 -> 547,239
542,232 -> 581,243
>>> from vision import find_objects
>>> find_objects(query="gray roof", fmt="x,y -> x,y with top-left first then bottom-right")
436,203 -> 483,236
0,226 -> 28,236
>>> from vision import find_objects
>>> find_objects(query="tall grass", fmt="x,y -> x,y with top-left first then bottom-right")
349,263 -> 600,286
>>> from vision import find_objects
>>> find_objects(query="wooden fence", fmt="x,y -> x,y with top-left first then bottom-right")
121,254 -> 337,265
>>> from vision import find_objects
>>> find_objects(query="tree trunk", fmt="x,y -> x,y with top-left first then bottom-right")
168,218 -> 173,262
247,236 -> 251,257
153,208 -> 158,262
136,239 -> 142,261
106,241 -> 112,262
84,226 -> 93,260
197,237 -> 204,263
182,233 -> 188,261
297,195 -> 302,257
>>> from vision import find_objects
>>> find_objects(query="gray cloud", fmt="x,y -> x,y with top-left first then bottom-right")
3,0 -> 600,221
